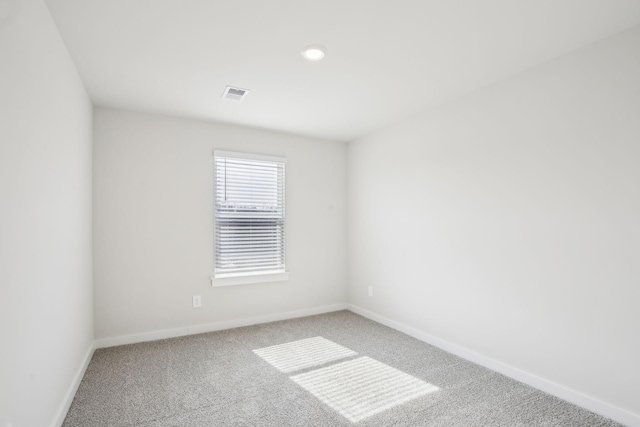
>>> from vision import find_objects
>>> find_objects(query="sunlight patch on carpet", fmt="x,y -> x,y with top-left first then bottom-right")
253,336 -> 357,373
290,356 -> 439,422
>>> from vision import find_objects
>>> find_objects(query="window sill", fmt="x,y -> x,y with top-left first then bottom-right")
210,271 -> 290,287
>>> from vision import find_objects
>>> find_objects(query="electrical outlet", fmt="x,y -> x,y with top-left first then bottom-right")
192,295 -> 202,308
368,286 -> 373,297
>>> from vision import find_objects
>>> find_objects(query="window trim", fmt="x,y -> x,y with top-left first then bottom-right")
211,271 -> 290,287
212,150 -> 289,287
214,150 -> 287,165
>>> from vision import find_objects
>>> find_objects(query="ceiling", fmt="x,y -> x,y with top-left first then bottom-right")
44,0 -> 640,142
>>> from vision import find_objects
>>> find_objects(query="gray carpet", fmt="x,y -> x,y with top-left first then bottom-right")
63,311 -> 621,426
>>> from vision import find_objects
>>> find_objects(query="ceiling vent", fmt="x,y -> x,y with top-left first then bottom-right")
222,86 -> 249,101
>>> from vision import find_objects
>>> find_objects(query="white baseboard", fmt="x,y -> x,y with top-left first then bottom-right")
95,303 -> 348,349
347,304 -> 640,427
52,342 -> 95,427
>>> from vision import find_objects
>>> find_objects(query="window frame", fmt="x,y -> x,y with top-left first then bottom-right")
211,150 -> 289,287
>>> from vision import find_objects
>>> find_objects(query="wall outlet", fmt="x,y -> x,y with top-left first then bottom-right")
368,286 -> 373,297
192,295 -> 201,308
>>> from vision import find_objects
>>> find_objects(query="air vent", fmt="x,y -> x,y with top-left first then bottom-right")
222,86 -> 249,101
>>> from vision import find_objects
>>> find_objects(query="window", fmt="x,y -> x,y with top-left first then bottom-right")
212,150 -> 288,286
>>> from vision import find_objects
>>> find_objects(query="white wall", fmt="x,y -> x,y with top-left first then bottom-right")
0,0 -> 94,426
348,26 -> 640,421
93,108 -> 347,340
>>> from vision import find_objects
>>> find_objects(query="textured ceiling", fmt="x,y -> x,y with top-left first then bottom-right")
45,0 -> 640,141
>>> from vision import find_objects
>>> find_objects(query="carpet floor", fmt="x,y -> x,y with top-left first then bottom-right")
63,310 -> 621,426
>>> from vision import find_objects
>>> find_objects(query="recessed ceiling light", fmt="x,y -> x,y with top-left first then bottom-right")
301,45 -> 326,61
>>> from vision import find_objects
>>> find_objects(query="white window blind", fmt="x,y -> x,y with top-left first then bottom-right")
214,151 -> 286,276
